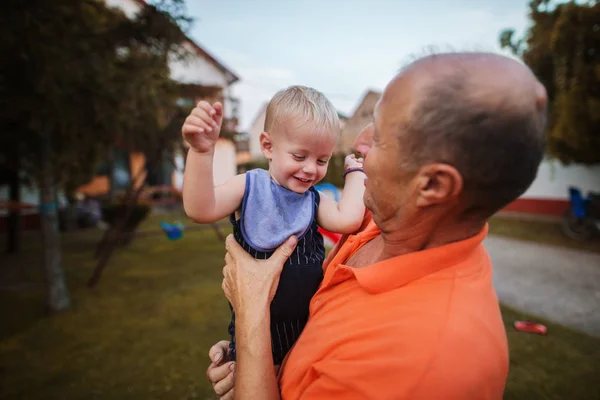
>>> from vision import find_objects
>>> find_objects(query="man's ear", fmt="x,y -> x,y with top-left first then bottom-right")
415,163 -> 463,207
260,132 -> 273,160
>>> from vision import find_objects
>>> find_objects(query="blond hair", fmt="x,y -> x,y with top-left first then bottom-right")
264,85 -> 340,136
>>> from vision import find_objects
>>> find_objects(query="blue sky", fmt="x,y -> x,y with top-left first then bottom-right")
186,0 -> 531,130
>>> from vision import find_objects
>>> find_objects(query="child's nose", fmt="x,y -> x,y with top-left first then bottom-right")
303,163 -> 316,175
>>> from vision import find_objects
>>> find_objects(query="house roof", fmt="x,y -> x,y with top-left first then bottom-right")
249,103 -> 268,130
349,89 -> 382,118
133,0 -> 239,84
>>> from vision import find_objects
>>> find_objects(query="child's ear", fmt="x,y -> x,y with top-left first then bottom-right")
260,132 -> 273,160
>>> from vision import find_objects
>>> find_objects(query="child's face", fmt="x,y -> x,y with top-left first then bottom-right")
263,120 -> 337,194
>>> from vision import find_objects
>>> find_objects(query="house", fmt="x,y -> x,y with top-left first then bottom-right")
247,103 -> 268,161
246,103 -> 348,162
0,0 -> 241,233
504,160 -> 600,216
337,90 -> 381,155
78,0 -> 241,195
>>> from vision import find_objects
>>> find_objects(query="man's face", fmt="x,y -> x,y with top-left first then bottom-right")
354,75 -> 419,228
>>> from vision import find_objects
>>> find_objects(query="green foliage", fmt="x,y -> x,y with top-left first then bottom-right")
500,0 -> 600,164
322,154 -> 346,188
0,0 -> 193,195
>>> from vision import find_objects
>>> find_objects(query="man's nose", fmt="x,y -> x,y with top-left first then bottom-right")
354,123 -> 374,157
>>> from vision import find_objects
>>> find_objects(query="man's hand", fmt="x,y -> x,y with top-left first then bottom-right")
222,234 -> 297,315
182,101 -> 223,153
344,154 -> 364,170
206,340 -> 236,400
220,235 -> 294,400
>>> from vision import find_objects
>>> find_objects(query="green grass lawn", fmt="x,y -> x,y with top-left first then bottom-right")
0,222 -> 599,399
489,216 -> 600,254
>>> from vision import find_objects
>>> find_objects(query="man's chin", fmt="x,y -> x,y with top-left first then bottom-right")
363,196 -> 373,211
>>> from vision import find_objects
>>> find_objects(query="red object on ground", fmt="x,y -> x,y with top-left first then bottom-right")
318,227 -> 342,246
514,320 -> 548,335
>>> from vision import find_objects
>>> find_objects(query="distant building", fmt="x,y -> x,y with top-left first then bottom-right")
77,0 -> 242,196
337,90 -> 381,155
0,0 -> 243,232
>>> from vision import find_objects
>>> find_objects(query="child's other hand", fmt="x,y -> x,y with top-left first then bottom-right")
182,101 -> 223,153
344,154 -> 364,170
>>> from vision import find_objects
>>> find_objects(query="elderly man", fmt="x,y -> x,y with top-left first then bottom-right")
208,53 -> 548,399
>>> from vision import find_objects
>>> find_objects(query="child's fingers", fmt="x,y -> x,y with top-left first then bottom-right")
182,123 -> 203,136
197,101 -> 221,127
190,109 -> 218,130
213,102 -> 224,117
184,115 -> 214,133
196,100 -> 215,115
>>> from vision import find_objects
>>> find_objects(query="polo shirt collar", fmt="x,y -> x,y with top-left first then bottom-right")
351,224 -> 489,294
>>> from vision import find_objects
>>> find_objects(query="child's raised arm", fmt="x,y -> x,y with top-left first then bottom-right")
182,101 -> 246,223
317,155 -> 366,234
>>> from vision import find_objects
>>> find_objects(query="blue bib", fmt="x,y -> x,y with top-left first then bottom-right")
240,169 -> 315,252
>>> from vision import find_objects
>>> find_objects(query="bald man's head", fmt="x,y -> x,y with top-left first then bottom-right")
395,53 -> 548,214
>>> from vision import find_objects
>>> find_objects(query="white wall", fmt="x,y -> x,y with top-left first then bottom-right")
174,139 -> 237,191
169,42 -> 230,87
173,151 -> 185,191
522,159 -> 600,199
106,0 -> 230,88
248,105 -> 267,160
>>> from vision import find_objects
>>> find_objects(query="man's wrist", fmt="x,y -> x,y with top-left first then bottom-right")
236,303 -> 271,346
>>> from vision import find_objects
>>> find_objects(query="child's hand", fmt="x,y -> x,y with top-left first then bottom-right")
344,154 -> 364,170
182,101 -> 224,153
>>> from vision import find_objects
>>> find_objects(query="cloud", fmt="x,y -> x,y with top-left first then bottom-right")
200,4 -> 530,131
211,46 -> 298,130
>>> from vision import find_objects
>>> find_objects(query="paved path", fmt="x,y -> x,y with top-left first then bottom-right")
485,235 -> 600,337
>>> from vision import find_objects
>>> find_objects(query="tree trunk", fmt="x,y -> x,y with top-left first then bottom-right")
7,164 -> 20,254
107,147 -> 116,202
39,134 -> 71,312
64,195 -> 78,232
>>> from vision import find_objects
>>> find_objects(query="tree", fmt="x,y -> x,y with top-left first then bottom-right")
0,0 -> 192,310
500,0 -> 600,165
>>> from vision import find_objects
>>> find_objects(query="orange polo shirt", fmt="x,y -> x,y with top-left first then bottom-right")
279,213 -> 509,399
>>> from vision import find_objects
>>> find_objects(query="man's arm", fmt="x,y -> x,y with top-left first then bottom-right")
221,236 -> 298,400
234,300 -> 280,400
